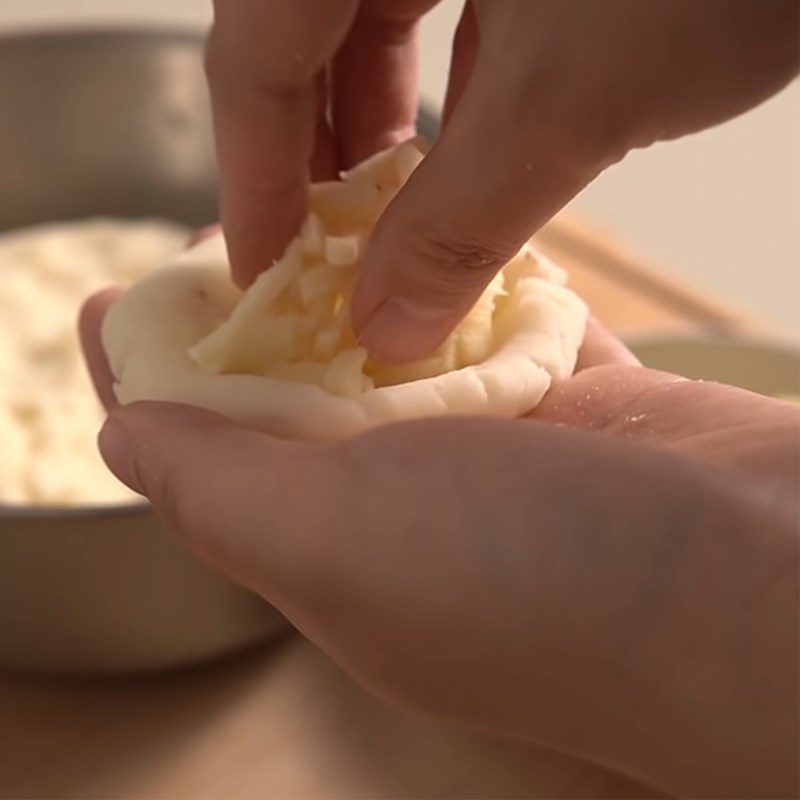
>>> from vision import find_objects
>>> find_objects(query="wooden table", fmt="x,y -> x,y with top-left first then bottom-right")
0,216 -> 755,800
2,637 -> 662,799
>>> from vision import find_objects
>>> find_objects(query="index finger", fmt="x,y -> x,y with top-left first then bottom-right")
207,0 -> 359,287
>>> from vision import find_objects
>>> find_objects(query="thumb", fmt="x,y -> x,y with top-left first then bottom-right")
97,401 -> 338,611
351,47 -> 614,363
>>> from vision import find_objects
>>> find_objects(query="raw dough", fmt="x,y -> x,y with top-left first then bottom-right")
103,142 -> 588,442
0,218 -> 187,505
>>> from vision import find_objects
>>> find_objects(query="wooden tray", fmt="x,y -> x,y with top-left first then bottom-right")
539,213 -> 763,338
0,215 -> 756,800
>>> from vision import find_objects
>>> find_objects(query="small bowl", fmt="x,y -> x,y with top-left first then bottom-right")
0,28 -> 267,675
0,502 -> 284,675
627,336 -> 800,397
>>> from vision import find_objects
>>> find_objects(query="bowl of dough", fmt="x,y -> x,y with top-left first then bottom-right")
0,28 -> 288,674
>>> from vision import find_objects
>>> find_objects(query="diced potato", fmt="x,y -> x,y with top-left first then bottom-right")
300,213 -> 325,257
503,244 -> 567,289
324,234 -> 360,266
311,327 -> 341,361
298,263 -> 344,306
456,327 -> 494,366
394,140 -> 425,184
323,347 -> 368,398
342,136 -> 428,188
341,145 -> 402,189
203,238 -> 302,334
310,180 -> 387,233
301,294 -> 337,330
454,272 -> 507,365
196,314 -> 298,374
368,354 -> 451,387
187,138 -> 532,399
263,360 -> 329,386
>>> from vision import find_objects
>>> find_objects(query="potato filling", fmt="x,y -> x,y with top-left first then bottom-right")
190,140 -> 514,398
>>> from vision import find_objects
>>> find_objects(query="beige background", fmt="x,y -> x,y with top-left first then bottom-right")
2,0 -> 797,337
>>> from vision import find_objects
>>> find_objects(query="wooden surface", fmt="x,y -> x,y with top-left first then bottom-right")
0,638 -> 658,799
539,213 -> 761,338
1,216 -> 752,800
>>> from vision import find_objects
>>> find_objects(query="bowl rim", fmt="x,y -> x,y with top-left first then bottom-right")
0,498 -> 151,520
0,25 -> 208,49
624,332 -> 800,359
0,25 -> 442,131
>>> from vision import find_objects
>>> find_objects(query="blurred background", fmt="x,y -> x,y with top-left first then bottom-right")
1,0 -> 798,338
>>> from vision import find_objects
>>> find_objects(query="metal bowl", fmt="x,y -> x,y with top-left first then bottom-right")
627,336 -> 800,397
0,28 -> 441,675
0,28 -> 278,675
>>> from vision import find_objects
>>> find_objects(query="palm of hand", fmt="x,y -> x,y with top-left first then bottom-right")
537,361 -> 798,499
81,297 -> 798,797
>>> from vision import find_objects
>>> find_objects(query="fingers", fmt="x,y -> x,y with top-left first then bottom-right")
441,0 -> 477,123
207,0 -> 358,288
575,317 -> 640,372
310,70 -> 339,181
97,401 -> 339,612
351,40 -> 613,363
331,3 -> 431,168
78,287 -> 124,411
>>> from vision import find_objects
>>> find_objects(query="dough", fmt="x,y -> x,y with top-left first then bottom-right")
103,142 -> 588,442
0,218 -> 188,505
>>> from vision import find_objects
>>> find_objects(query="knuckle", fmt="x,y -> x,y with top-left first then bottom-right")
406,226 -> 510,293
354,10 -> 417,47
204,26 -> 317,101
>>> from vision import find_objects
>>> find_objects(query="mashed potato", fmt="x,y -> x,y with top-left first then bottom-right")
0,219 -> 187,506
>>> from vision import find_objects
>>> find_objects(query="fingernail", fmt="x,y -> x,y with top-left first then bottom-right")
98,416 -> 142,494
358,297 -> 453,363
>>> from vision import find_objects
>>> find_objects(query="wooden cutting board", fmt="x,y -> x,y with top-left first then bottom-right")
0,215 -> 758,800
539,213 -> 763,338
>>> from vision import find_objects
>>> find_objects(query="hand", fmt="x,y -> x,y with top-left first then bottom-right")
80,291 -> 799,798
206,0 -> 799,361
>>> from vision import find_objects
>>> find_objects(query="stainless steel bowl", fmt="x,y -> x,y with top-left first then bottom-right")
627,336 -> 800,397
0,28 -> 441,674
0,29 -> 282,675
0,27 -> 440,233
0,27 -> 219,232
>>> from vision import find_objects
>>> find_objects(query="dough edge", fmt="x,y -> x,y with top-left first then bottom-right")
102,235 -> 588,442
